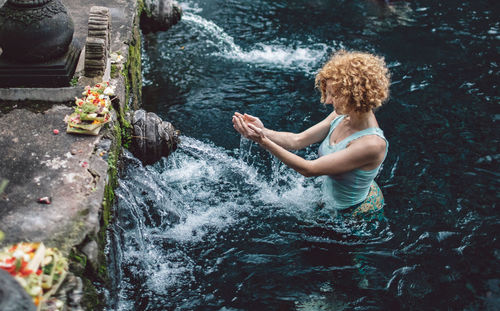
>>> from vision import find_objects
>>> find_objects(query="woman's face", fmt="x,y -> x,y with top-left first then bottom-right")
325,81 -> 348,114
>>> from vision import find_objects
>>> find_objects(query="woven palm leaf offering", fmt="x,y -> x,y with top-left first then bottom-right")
65,82 -> 115,135
0,242 -> 69,311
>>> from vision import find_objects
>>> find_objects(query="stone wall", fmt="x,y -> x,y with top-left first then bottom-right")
0,0 -> 141,309
0,0 -> 182,308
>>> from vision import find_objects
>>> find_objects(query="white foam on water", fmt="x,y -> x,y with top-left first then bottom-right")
179,0 -> 203,14
223,42 -> 330,75
146,249 -> 196,292
181,12 -> 243,54
153,136 -> 320,240
181,12 -> 333,75
192,136 -> 318,202
169,136 -> 262,184
166,201 -> 238,242
141,36 -> 153,86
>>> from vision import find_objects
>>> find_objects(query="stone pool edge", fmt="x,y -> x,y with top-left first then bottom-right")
70,0 -> 145,309
0,0 -> 144,309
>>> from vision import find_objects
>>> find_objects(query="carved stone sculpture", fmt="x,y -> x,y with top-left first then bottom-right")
141,0 -> 182,33
131,109 -> 180,165
0,0 -> 81,87
84,6 -> 111,78
0,0 -> 74,62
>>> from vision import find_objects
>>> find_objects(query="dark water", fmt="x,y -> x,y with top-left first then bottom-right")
106,0 -> 500,310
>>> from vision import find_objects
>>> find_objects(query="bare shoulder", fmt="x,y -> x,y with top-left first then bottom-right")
363,134 -> 386,148
349,134 -> 386,157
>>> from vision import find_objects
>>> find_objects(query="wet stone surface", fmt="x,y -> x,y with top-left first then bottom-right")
0,105 -> 110,253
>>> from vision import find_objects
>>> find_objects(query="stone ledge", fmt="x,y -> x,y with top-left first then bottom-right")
0,0 -> 145,309
0,105 -> 114,254
0,87 -> 82,102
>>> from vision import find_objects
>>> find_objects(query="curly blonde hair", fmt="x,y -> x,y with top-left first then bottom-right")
315,50 -> 391,113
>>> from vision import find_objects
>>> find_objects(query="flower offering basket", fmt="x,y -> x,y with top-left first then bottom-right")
65,82 -> 115,135
0,242 -> 69,310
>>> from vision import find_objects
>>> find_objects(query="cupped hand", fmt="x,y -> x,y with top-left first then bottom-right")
234,112 -> 265,131
232,113 -> 266,143
232,113 -> 252,138
246,123 -> 266,144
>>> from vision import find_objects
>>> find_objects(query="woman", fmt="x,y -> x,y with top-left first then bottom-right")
232,50 -> 390,219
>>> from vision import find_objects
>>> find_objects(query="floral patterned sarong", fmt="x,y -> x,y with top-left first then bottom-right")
339,182 -> 385,221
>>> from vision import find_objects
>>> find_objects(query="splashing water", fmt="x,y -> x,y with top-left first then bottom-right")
107,137 -> 390,310
181,12 -> 333,75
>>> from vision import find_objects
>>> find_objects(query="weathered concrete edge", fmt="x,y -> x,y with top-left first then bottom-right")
67,2 -> 144,310
0,39 -> 87,101
0,87 -> 82,102
0,0 -> 142,309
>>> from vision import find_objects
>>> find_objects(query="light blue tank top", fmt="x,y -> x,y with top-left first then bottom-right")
318,115 -> 388,210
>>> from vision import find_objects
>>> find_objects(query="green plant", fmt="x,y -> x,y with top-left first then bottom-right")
70,76 -> 78,87
0,179 -> 8,196
110,64 -> 119,78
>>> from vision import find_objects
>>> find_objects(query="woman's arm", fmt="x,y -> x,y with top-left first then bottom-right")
233,111 -> 338,150
234,119 -> 385,177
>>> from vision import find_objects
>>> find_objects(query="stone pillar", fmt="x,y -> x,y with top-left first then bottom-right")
0,0 -> 82,87
84,6 -> 111,78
